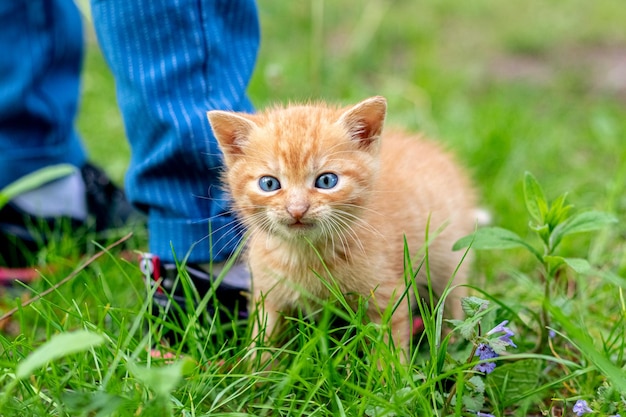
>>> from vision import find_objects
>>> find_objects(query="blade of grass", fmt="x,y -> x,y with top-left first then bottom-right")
0,164 -> 76,209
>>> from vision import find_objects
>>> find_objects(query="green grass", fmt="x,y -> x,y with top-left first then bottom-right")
2,0 -> 626,415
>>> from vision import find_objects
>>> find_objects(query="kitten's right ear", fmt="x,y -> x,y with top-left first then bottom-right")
207,110 -> 257,164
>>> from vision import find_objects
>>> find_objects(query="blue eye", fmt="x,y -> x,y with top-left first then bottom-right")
315,173 -> 339,189
259,176 -> 281,192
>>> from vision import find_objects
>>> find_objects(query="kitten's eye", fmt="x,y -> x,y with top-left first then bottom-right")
258,176 -> 281,192
314,173 -> 339,190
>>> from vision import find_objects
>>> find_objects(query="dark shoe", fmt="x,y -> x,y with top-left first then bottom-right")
81,163 -> 139,232
0,163 -> 143,279
139,253 -> 249,326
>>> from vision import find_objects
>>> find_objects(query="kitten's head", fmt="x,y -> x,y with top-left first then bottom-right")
208,96 -> 387,242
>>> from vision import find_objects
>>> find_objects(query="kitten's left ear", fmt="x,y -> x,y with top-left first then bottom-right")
207,110 -> 258,164
337,96 -> 387,150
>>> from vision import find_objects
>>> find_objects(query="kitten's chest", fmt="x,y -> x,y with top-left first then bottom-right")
248,240 -> 374,306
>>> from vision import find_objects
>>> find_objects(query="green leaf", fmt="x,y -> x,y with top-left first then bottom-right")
523,172 -> 548,224
453,227 -> 525,250
550,211 -> 618,250
461,296 -> 489,318
545,193 -> 573,228
545,255 -> 594,276
0,164 -> 76,209
16,330 -> 105,380
452,317 -> 480,341
453,228 -> 541,261
127,357 -> 195,398
563,211 -> 618,234
462,376 -> 486,412
468,375 -> 485,394
563,257 -> 593,274
462,391 -> 485,413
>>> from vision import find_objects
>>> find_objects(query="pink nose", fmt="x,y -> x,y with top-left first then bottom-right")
287,203 -> 310,220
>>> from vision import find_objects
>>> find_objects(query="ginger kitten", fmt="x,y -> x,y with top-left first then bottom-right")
207,96 -> 476,360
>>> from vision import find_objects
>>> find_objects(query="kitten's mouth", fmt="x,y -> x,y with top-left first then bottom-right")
287,220 -> 315,230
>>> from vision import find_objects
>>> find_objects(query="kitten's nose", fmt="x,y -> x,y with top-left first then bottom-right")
287,203 -> 310,221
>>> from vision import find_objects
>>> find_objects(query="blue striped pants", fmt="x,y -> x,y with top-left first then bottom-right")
0,0 -> 259,264
91,0 -> 259,263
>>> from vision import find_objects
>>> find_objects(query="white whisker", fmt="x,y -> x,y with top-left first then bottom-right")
331,205 -> 386,242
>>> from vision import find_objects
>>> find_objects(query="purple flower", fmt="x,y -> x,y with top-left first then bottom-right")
486,320 -> 510,336
498,332 -> 517,348
475,361 -> 496,374
476,413 -> 495,417
474,343 -> 498,374
573,399 -> 592,416
487,320 -> 517,348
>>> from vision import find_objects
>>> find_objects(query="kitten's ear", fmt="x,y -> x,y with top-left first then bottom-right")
337,96 -> 387,150
207,110 -> 257,164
